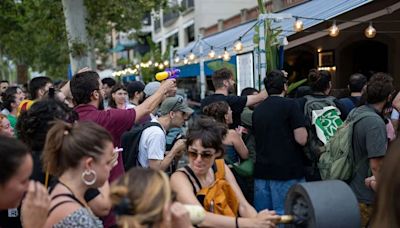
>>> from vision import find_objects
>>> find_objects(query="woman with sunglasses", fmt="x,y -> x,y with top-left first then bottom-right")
203,101 -> 250,191
111,167 -> 192,228
170,117 -> 278,227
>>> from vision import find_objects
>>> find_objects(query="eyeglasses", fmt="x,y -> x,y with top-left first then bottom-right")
187,150 -> 214,160
169,96 -> 183,113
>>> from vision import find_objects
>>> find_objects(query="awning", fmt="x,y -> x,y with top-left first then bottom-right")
176,0 -> 372,57
177,56 -> 237,78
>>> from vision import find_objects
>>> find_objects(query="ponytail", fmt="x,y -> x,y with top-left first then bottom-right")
42,120 -> 72,177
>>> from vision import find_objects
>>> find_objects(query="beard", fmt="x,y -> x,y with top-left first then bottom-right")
98,93 -> 105,110
228,84 -> 236,94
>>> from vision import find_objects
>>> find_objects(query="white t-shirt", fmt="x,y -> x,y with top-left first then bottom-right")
137,119 -> 166,167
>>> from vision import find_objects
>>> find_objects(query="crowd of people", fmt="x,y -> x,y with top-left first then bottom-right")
0,66 -> 399,228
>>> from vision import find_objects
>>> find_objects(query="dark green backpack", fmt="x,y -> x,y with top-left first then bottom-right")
318,110 -> 378,180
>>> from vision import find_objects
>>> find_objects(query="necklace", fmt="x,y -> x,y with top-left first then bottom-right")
57,180 -> 94,215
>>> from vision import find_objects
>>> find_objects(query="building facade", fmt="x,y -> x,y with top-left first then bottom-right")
151,0 -> 257,53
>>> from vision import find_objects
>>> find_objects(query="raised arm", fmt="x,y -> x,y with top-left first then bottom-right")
134,79 -> 176,123
229,130 -> 249,160
246,89 -> 268,107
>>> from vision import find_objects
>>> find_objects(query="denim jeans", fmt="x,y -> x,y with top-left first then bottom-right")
254,177 -> 305,215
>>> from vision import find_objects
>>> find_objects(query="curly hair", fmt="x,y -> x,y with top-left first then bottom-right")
16,98 -> 78,151
1,86 -> 20,112
202,101 -> 230,125
366,72 -> 394,104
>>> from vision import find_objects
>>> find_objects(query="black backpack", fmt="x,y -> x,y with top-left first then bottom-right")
120,122 -> 162,171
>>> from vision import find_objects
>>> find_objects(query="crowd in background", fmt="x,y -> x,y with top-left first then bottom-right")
0,66 -> 399,228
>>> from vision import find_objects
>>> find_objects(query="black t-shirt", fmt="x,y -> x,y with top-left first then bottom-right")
201,94 -> 247,128
253,96 -> 306,180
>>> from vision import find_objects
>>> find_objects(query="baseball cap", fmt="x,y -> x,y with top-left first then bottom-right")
127,81 -> 145,97
159,96 -> 194,116
143,81 -> 161,98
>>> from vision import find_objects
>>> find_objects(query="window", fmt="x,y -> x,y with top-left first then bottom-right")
167,33 -> 179,48
185,24 -> 195,44
181,0 -> 194,11
154,19 -> 161,31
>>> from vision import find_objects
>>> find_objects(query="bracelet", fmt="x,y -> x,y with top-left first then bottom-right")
235,216 -> 239,228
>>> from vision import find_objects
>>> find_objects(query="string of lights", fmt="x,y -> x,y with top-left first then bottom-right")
115,13 -> 399,75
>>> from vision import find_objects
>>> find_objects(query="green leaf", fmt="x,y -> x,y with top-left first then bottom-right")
287,78 -> 308,94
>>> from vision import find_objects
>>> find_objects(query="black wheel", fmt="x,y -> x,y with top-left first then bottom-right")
284,180 -> 361,228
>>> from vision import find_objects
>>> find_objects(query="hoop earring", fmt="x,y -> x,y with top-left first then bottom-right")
81,169 -> 97,186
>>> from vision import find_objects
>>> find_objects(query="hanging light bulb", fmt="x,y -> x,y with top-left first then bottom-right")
329,21 -> 339,37
158,63 -> 164,70
223,47 -> 231,61
188,50 -> 196,61
163,60 -> 169,66
233,38 -> 243,53
294,17 -> 304,32
183,56 -> 189,65
364,22 -> 376,38
154,62 -> 159,67
174,55 -> 180,63
208,46 -> 216,59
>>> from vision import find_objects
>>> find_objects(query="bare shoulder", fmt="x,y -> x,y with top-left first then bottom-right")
171,169 -> 189,186
45,186 -> 85,227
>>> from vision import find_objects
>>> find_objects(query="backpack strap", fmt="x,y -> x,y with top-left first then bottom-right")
178,169 -> 198,195
214,159 -> 226,180
136,122 -> 164,167
184,166 -> 203,189
348,109 -> 381,181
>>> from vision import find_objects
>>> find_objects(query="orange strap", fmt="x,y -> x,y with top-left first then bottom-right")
214,159 -> 225,180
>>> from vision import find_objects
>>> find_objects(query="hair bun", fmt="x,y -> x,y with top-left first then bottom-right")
308,69 -> 321,82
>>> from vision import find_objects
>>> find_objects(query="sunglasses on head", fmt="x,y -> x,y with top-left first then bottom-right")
169,96 -> 183,113
187,150 -> 214,160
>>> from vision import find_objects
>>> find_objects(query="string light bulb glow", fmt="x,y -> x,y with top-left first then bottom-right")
188,51 -> 196,61
294,17 -> 304,32
329,21 -> 339,37
174,56 -> 180,63
208,47 -> 216,59
183,56 -> 189,65
223,47 -> 231,61
163,60 -> 169,66
365,22 -> 376,38
158,63 -> 164,69
233,38 -> 243,52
